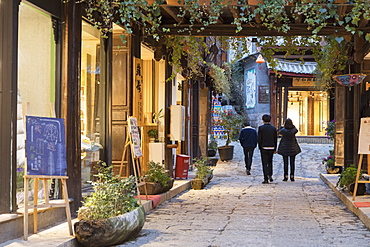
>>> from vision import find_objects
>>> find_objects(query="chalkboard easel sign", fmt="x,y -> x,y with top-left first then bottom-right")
26,116 -> 67,176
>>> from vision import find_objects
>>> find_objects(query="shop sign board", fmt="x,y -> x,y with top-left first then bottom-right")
129,117 -> 142,158
358,117 -> 370,154
292,78 -> 315,87
26,116 -> 67,176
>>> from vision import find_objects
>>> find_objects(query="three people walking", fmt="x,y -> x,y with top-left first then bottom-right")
239,122 -> 258,175
258,114 -> 277,184
277,118 -> 301,181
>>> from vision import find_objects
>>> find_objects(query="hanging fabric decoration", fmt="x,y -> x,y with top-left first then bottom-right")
333,74 -> 366,88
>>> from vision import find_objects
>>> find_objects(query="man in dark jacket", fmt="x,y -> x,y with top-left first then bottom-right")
258,114 -> 277,184
239,122 -> 258,175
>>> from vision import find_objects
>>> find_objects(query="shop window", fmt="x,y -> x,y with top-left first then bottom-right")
81,21 -> 105,186
17,3 -> 56,207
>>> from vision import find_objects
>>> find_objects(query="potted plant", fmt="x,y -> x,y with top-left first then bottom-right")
322,155 -> 341,174
336,164 -> 366,195
139,161 -> 174,195
191,157 -> 214,190
207,137 -> 218,157
214,110 -> 246,161
147,129 -> 159,142
74,165 -> 146,247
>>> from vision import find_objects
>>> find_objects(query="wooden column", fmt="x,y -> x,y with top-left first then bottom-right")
0,0 -> 20,213
62,0 -> 82,217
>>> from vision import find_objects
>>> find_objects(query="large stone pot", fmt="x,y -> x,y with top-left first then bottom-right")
218,145 -> 234,161
139,178 -> 175,195
74,205 -> 146,247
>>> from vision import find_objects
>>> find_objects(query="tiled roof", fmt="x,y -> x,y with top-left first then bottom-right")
268,59 -> 317,74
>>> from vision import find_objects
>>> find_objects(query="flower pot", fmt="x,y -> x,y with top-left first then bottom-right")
207,158 -> 218,166
349,183 -> 366,196
139,178 -> 175,195
207,149 -> 217,157
326,166 -> 341,174
74,206 -> 146,247
218,145 -> 234,161
191,177 -> 208,190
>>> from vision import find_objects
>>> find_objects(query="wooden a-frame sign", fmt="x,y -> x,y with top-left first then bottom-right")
352,117 -> 370,201
24,116 -> 72,240
119,117 -> 147,203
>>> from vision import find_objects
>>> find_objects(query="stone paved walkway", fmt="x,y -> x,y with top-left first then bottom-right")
119,142 -> 370,247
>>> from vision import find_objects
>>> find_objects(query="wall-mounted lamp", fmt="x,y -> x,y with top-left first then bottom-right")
256,54 -> 265,64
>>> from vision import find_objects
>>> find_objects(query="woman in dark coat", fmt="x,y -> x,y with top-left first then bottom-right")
277,118 -> 301,182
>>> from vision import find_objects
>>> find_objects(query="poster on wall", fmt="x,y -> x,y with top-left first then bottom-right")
26,116 -> 67,176
245,69 -> 256,109
358,117 -> 370,154
258,85 -> 270,103
129,117 -> 142,158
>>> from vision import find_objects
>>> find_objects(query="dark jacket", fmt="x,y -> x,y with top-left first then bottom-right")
258,123 -> 277,151
239,127 -> 258,148
277,127 -> 301,156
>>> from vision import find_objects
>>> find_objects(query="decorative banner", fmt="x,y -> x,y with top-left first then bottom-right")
26,116 -> 67,176
245,69 -> 256,109
134,58 -> 144,125
358,117 -> 370,154
129,117 -> 142,158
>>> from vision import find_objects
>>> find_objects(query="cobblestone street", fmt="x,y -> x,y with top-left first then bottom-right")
120,142 -> 370,247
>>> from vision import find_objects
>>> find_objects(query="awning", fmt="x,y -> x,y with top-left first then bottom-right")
268,59 -> 317,75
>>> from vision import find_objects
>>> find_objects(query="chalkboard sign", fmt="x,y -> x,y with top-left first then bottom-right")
358,117 -> 370,154
129,117 -> 142,158
26,116 -> 67,176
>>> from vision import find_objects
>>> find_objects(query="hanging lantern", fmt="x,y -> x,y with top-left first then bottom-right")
256,54 -> 265,64
333,74 -> 367,87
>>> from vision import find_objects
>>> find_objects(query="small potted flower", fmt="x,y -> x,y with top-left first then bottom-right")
336,164 -> 366,195
147,129 -> 159,142
322,155 -> 341,174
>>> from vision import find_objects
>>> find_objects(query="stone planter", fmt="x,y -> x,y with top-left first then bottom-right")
191,177 -> 208,190
74,206 -> 146,247
139,178 -> 174,195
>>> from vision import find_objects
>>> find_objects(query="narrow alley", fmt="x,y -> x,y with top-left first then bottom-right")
120,142 -> 370,247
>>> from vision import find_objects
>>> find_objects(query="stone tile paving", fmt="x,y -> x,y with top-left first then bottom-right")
119,142 -> 370,247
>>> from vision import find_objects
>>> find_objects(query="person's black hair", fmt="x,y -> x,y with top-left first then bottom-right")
245,121 -> 250,126
284,118 -> 295,129
262,114 -> 271,122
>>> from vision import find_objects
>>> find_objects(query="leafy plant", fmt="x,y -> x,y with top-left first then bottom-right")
214,110 -> 246,146
77,165 -> 139,220
147,129 -> 159,140
208,137 -> 218,150
322,155 -> 335,168
336,164 -> 363,190
193,157 -> 213,179
152,109 -> 164,123
325,120 -> 335,140
144,161 -> 171,186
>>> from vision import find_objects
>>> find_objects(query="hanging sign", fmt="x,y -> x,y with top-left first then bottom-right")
26,116 -> 67,176
129,117 -> 142,158
358,117 -> 370,154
